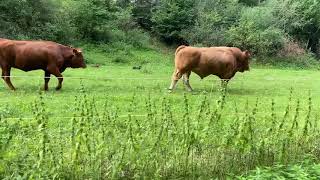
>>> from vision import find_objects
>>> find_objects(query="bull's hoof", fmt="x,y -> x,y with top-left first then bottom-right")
55,86 -> 62,91
167,89 -> 173,93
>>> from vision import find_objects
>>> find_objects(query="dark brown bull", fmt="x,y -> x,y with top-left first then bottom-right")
169,45 -> 251,92
0,39 -> 86,90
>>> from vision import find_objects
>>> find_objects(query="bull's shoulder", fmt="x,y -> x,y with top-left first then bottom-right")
59,45 -> 75,60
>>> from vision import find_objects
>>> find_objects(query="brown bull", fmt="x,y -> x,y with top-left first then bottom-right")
0,39 -> 86,90
169,45 -> 251,92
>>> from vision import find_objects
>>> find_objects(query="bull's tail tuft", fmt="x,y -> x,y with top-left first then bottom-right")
175,45 -> 187,55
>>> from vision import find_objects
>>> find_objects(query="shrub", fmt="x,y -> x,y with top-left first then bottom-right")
278,39 -> 306,57
226,6 -> 285,56
151,0 -> 197,44
258,52 -> 320,69
181,11 -> 226,46
182,0 -> 242,46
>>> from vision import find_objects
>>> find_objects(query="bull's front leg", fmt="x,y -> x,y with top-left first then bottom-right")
44,71 -> 51,91
168,69 -> 182,92
1,65 -> 16,90
47,66 -> 63,90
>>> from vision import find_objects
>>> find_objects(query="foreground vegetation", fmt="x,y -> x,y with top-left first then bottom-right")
1,65 -> 320,179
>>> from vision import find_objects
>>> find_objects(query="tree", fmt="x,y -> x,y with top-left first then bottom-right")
0,0 -> 59,40
151,0 -> 197,44
226,6 -> 285,55
182,0 -> 242,46
72,0 -> 117,42
271,0 -> 320,56
116,0 -> 132,8
238,0 -> 266,6
132,0 -> 157,30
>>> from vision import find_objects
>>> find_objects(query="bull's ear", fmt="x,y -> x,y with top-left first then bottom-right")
244,50 -> 251,57
73,48 -> 82,55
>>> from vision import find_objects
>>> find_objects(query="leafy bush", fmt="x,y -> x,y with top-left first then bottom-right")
257,53 -> 320,69
181,11 -> 225,46
278,39 -> 306,57
226,7 -> 285,55
71,0 -> 117,41
151,0 -> 197,44
268,0 -> 320,56
182,0 -> 242,46
0,0 -> 71,42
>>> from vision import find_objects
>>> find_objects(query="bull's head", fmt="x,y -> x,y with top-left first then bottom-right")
71,48 -> 87,68
238,50 -> 251,72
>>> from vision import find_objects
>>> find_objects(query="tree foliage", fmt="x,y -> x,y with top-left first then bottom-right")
226,6 -> 286,55
72,0 -> 117,42
132,0 -> 157,30
182,0 -> 241,46
0,0 -> 60,40
0,0 -> 319,57
151,0 -> 197,44
271,0 -> 320,55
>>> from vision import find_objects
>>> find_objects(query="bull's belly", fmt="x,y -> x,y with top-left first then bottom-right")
12,57 -> 48,71
191,69 -> 211,79
13,63 -> 46,72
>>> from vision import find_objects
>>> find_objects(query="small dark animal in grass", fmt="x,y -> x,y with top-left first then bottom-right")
169,45 -> 251,92
91,64 -> 101,68
132,65 -> 142,70
0,38 -> 86,91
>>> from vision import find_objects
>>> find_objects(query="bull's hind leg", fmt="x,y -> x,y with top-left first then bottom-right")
168,69 -> 182,91
182,71 -> 193,92
44,71 -> 51,91
1,65 -> 15,90
47,66 -> 63,90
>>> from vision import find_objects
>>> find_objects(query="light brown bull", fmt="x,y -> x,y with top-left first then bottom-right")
169,46 -> 251,92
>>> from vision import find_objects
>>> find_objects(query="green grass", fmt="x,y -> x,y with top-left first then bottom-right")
1,65 -> 319,118
1,49 -> 320,178
79,42 -> 173,66
240,159 -> 320,179
0,64 -> 320,178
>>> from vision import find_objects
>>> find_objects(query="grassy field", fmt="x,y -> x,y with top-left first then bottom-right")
1,60 -> 320,178
1,64 -> 320,117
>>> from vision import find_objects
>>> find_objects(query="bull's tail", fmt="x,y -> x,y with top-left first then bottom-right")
175,45 -> 187,55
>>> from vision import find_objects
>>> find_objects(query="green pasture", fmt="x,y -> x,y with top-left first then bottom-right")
0,65 -> 319,118
1,63 -> 320,179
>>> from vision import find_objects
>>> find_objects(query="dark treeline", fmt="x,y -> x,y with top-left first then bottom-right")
0,0 -> 319,58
